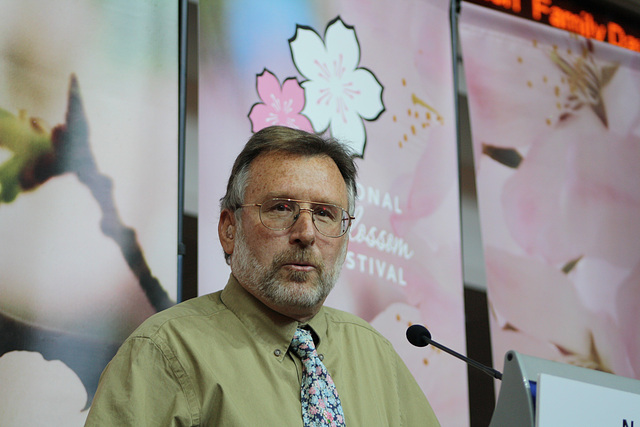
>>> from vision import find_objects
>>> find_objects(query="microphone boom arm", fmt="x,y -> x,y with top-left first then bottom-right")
406,324 -> 502,380
427,337 -> 502,380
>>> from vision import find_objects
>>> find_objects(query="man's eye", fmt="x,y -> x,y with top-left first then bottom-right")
270,202 -> 294,212
314,206 -> 337,220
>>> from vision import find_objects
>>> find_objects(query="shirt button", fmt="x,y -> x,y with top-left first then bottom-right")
274,349 -> 282,357
318,354 -> 324,361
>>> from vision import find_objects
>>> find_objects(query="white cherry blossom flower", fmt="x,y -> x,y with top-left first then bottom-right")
290,17 -> 384,157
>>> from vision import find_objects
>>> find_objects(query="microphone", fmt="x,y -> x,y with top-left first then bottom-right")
406,324 -> 503,380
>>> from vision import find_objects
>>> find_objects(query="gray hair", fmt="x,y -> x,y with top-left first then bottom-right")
220,126 -> 358,263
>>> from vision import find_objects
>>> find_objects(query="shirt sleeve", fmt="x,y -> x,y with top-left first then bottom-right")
84,336 -> 199,427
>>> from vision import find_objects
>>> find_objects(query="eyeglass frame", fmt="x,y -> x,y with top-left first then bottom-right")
237,198 -> 355,238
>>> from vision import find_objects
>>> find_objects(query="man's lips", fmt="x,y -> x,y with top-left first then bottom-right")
282,262 -> 316,271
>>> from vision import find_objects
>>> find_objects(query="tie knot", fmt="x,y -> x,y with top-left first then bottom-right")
291,328 -> 317,360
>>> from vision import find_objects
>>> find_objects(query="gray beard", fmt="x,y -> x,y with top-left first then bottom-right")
231,227 -> 346,309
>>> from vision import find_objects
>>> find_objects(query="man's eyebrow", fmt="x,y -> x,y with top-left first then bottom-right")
263,195 -> 344,206
262,193 -> 293,200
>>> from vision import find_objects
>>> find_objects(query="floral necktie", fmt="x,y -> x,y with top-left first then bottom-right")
290,328 -> 346,426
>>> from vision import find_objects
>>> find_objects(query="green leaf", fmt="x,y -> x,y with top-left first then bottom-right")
0,109 -> 53,203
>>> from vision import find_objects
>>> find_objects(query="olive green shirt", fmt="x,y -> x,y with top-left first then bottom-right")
85,276 -> 439,426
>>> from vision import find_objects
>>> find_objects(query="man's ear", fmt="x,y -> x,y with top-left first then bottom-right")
218,209 -> 236,257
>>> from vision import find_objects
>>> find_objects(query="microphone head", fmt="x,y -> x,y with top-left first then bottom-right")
406,324 -> 432,347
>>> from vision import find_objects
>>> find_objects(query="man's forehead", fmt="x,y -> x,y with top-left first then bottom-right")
249,151 -> 338,174
245,151 -> 348,202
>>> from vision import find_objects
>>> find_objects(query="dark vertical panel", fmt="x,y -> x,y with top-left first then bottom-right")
464,287 -> 496,426
177,0 -> 188,301
182,214 -> 198,300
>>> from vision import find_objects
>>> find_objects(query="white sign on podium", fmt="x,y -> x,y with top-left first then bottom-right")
535,374 -> 640,426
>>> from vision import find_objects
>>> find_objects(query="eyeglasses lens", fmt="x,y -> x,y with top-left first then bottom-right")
259,199 -> 349,237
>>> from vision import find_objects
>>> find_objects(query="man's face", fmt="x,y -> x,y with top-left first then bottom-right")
228,152 -> 350,320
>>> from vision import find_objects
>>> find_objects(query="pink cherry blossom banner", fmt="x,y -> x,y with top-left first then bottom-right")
199,0 -> 468,424
0,1 -> 179,424
460,2 -> 640,381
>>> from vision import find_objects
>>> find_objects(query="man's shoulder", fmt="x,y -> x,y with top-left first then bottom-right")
129,291 -> 226,339
322,305 -> 371,327
322,306 -> 392,347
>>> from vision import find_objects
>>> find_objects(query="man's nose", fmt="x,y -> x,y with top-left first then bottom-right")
289,209 -> 316,246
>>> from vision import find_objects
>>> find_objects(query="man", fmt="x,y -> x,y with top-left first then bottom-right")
85,126 -> 439,426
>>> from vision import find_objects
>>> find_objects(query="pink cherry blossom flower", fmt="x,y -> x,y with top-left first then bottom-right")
461,6 -> 640,386
486,247 -> 637,378
248,69 -> 313,133
462,13 -> 640,269
501,104 -> 640,269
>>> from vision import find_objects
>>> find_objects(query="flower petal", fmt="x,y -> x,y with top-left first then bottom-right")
502,111 -> 640,268
348,68 -> 384,120
281,77 -> 306,114
290,26 -> 329,80
485,247 -> 591,354
288,113 -> 314,133
256,69 -> 280,105
301,80 -> 332,132
248,103 -> 274,132
330,109 -> 366,156
324,18 -> 360,72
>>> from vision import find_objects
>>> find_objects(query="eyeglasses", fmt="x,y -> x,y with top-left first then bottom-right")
238,198 -> 355,238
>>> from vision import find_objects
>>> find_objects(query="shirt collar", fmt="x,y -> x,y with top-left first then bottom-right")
220,274 -> 329,352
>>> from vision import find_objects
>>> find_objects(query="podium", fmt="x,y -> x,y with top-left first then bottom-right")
490,351 -> 640,426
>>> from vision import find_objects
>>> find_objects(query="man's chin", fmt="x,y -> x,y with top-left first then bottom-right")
266,275 -> 326,306
285,269 -> 317,284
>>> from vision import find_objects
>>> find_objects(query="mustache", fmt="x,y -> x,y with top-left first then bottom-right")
272,249 -> 324,270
